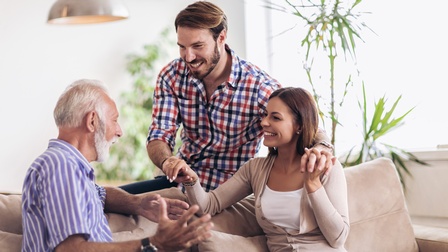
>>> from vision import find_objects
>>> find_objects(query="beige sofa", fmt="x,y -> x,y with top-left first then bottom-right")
1,158 -> 447,251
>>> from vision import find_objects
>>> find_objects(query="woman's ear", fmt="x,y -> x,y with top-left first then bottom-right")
295,125 -> 302,135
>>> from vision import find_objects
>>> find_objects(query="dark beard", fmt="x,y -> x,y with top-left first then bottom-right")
191,43 -> 220,80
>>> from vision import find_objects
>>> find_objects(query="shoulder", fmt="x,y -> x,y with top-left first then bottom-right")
240,156 -> 272,173
30,141 -> 86,182
227,46 -> 280,88
158,58 -> 188,78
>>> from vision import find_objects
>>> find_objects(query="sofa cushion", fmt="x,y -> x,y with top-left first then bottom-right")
198,231 -> 268,252
0,194 -> 22,235
413,224 -> 448,251
343,158 -> 419,252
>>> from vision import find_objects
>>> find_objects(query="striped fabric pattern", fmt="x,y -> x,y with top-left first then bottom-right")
22,139 -> 112,252
148,45 -> 280,191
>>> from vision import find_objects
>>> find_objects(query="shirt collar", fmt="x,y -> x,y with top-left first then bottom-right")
48,139 -> 95,176
225,44 -> 239,89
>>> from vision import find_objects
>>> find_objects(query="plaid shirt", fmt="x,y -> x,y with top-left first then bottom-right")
148,45 -> 280,191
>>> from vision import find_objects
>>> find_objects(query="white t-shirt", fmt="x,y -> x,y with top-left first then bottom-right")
260,185 -> 302,232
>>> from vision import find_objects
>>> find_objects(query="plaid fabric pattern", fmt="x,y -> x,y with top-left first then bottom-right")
148,45 -> 280,191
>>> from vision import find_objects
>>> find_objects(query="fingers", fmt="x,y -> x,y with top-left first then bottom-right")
300,149 -> 309,173
163,157 -> 191,182
158,197 -> 169,219
181,213 -> 213,244
155,204 -> 213,251
306,148 -> 319,173
164,198 -> 189,219
301,147 -> 336,175
174,204 -> 200,227
166,198 -> 189,210
186,223 -> 214,246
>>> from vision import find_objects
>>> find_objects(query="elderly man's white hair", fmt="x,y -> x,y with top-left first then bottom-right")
53,79 -> 109,128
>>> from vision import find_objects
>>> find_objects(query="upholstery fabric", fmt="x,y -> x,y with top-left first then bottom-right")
0,194 -> 22,235
413,224 -> 448,251
198,231 -> 268,252
343,158 -> 419,252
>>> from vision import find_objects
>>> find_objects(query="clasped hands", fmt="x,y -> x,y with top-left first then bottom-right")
162,157 -> 198,184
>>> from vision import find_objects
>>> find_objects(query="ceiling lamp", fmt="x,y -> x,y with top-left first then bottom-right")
47,0 -> 129,25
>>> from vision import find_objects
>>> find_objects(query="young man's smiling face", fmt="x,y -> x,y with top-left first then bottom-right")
177,26 -> 222,80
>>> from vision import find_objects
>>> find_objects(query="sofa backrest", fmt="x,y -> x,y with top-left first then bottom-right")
344,157 -> 419,252
0,194 -> 22,252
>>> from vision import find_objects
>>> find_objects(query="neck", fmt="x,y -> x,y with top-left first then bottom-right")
275,148 -> 301,173
203,47 -> 231,88
58,127 -> 96,162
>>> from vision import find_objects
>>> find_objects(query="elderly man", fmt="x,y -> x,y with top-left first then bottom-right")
21,79 -> 212,252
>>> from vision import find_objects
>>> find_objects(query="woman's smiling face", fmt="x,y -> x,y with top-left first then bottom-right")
261,97 -> 300,150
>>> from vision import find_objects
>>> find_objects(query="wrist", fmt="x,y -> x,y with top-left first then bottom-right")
160,157 -> 170,169
182,177 -> 198,186
305,180 -> 322,193
316,140 -> 334,152
141,237 -> 159,252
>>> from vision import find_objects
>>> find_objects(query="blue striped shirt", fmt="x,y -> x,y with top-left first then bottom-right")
22,139 -> 112,252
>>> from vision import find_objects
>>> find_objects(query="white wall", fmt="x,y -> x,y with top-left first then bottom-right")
0,0 -> 245,193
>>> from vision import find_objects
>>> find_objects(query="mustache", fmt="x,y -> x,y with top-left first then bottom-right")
111,137 -> 119,145
186,59 -> 201,64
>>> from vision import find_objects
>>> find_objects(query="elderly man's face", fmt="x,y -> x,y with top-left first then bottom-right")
94,95 -> 122,162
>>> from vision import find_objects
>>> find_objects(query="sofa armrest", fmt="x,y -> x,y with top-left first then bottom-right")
413,224 -> 448,252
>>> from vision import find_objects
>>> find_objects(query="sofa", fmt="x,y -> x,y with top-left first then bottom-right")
1,158 -> 447,251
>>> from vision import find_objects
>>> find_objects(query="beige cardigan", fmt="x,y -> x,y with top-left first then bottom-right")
185,155 -> 350,252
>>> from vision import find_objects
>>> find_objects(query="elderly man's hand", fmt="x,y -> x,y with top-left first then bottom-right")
151,198 -> 213,251
137,193 -> 189,222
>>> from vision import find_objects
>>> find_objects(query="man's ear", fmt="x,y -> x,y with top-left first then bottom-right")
218,29 -> 227,45
85,111 -> 97,133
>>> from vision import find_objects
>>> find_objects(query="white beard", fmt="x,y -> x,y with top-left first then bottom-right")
94,124 -> 116,162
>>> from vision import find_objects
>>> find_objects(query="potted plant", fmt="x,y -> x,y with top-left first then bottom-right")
94,28 -> 174,182
341,83 -> 428,188
267,0 -> 370,151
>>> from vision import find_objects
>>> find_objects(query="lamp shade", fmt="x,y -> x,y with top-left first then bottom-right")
47,0 -> 129,24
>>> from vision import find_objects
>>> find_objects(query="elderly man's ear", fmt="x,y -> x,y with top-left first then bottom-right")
85,111 -> 98,133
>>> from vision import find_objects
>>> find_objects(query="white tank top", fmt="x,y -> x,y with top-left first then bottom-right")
260,185 -> 302,231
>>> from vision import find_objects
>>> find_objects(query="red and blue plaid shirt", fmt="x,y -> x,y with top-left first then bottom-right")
148,45 -> 281,191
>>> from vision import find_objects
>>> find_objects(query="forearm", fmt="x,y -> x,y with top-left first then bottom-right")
55,234 -> 141,252
104,187 -> 140,215
184,182 -> 209,215
309,187 -> 349,248
309,162 -> 349,247
147,140 -> 173,169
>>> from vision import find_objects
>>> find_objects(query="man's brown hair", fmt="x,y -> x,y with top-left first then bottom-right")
175,1 -> 227,41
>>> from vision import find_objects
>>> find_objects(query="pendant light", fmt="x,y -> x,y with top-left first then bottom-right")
47,0 -> 129,25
